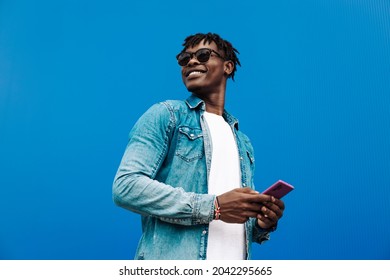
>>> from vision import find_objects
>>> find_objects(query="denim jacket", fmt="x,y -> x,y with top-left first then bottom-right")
113,95 -> 270,260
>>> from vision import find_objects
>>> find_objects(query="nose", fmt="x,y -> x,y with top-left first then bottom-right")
187,54 -> 201,66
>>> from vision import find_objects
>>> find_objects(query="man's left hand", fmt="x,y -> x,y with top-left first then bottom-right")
257,196 -> 285,230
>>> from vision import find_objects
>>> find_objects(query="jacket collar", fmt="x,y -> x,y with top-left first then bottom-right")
185,95 -> 239,130
185,94 -> 205,110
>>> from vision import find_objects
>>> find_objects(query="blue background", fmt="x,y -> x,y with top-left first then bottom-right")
1,0 -> 389,260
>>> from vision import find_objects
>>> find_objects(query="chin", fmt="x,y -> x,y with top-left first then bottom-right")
185,82 -> 203,94
187,87 -> 207,96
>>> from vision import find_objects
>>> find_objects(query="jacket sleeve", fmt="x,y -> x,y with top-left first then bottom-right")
251,218 -> 271,244
112,102 -> 215,226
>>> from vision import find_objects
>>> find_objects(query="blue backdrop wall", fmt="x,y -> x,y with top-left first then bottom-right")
0,0 -> 389,259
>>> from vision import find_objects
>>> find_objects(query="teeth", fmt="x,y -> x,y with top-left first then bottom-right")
188,71 -> 203,76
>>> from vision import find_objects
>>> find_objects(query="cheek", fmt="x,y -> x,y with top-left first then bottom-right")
208,67 -> 225,80
181,72 -> 190,84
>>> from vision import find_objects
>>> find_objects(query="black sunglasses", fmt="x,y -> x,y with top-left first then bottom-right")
176,48 -> 225,66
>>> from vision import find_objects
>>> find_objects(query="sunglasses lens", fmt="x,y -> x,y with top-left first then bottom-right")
177,49 -> 213,66
196,49 -> 211,62
177,53 -> 191,66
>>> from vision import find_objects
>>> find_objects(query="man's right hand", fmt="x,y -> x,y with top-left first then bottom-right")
216,187 -> 275,223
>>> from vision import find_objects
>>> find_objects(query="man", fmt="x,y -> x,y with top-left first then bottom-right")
113,32 -> 285,260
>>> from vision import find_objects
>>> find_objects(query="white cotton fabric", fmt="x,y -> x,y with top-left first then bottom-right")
203,111 -> 245,260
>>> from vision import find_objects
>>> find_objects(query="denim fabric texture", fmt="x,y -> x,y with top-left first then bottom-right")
113,95 -> 270,260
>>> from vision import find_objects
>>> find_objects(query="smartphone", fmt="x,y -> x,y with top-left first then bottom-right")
262,180 -> 294,199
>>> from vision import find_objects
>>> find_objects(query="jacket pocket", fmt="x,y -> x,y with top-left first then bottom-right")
175,126 -> 204,162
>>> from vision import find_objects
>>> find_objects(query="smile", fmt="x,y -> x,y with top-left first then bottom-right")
186,70 -> 207,77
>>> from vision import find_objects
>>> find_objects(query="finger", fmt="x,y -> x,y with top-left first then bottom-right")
221,216 -> 249,224
220,212 -> 250,224
257,212 -> 276,225
257,214 -> 271,224
260,206 -> 278,222
257,215 -> 273,226
245,194 -> 274,204
272,198 -> 285,210
243,210 -> 261,218
242,202 -> 264,212
257,216 -> 277,230
226,205 -> 261,218
263,202 -> 284,218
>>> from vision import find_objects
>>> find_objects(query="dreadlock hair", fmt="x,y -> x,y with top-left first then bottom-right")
179,32 -> 241,81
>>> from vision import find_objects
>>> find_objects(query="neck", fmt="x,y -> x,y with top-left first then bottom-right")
193,86 -> 226,116
203,93 -> 225,115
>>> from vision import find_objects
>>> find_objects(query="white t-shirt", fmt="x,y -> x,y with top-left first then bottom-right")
203,111 -> 245,260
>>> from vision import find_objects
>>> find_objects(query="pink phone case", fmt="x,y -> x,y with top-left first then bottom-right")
262,180 -> 294,199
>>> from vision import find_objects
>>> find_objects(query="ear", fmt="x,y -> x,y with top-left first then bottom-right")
224,61 -> 234,76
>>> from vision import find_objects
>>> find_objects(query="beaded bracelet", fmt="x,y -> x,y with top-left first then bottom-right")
214,196 -> 221,220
